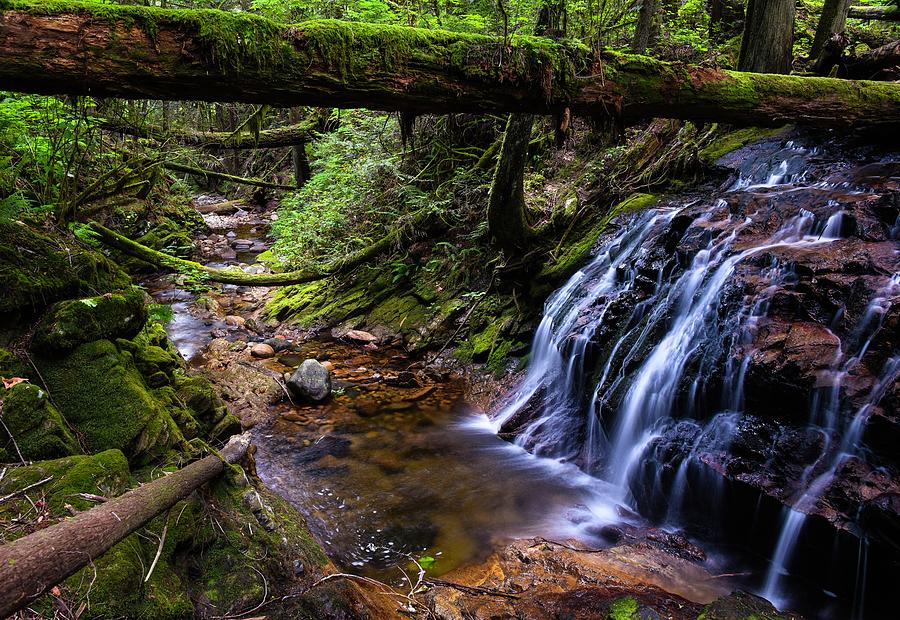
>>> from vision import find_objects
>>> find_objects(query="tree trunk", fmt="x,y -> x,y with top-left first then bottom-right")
103,119 -> 318,149
163,161 -> 295,190
812,0 -> 851,59
0,434 -> 251,619
488,113 -> 533,251
844,40 -> 900,80
1,3 -> 900,128
848,6 -> 900,21
289,108 -> 312,188
738,0 -> 796,74
632,0 -> 658,53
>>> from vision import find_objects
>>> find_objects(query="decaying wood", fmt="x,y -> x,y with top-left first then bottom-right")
844,40 -> 900,80
1,2 -> 900,128
0,433 -> 251,619
195,199 -> 247,214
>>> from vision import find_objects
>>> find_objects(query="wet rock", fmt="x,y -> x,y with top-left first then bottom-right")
287,359 -> 332,402
250,343 -> 275,359
321,361 -> 335,372
263,337 -> 293,352
224,315 -> 245,327
344,329 -> 378,344
384,371 -> 419,388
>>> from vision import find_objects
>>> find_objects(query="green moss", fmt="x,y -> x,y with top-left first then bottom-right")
0,450 -> 130,514
0,382 -> 80,460
0,347 -> 29,379
700,126 -> 789,164
537,193 -> 659,285
608,596 -> 639,620
696,591 -> 799,620
0,219 -> 128,315
37,339 -> 184,463
32,286 -> 148,352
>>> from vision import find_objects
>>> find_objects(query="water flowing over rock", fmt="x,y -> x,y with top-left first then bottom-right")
490,130 -> 900,618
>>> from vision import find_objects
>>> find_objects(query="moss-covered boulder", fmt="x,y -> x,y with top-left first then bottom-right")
0,347 -> 29,379
32,286 -> 148,352
37,339 -> 184,463
0,382 -> 80,460
0,219 -> 128,316
0,449 -> 130,514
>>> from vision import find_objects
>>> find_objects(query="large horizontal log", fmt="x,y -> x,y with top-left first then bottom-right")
104,118 -> 318,149
0,433 -> 251,619
1,2 -> 900,128
848,6 -> 900,21
163,161 -> 296,190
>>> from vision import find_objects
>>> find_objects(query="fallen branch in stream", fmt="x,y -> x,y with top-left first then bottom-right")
89,209 -> 434,287
0,433 -> 251,618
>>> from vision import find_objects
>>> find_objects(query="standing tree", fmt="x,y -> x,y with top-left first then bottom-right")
632,0 -> 659,53
811,0 -> 852,59
738,0 -> 796,73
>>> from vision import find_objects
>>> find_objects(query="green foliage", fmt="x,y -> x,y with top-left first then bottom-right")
271,111 -> 403,268
149,303 -> 175,324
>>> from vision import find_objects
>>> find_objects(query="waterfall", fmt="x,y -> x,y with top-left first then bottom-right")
489,137 -> 900,616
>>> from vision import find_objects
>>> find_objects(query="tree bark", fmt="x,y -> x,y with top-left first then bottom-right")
103,119 -> 319,149
812,0 -> 851,59
0,434 -> 251,619
488,113 -> 533,251
844,39 -> 900,80
1,2 -> 900,128
163,161 -> 295,190
848,6 -> 900,21
738,0 -> 796,74
632,0 -> 658,53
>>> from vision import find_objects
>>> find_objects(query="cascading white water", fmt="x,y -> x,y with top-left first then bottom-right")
490,139 -> 899,616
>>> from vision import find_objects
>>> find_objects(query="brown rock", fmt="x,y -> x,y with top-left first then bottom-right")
345,329 -> 378,343
225,315 -> 246,327
250,343 -> 275,359
321,361 -> 335,371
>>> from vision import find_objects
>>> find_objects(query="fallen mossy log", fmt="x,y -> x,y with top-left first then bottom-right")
0,433 -> 251,619
849,6 -> 900,21
844,40 -> 900,80
163,161 -> 295,190
89,208 -> 433,286
2,2 -> 900,128
104,118 -> 319,149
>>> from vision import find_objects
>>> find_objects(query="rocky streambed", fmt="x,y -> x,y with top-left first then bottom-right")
141,186 -> 824,619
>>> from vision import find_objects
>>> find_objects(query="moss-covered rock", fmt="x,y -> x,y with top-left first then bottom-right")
0,382 -> 80,460
696,591 -> 799,619
0,347 -> 29,379
37,338 -> 184,463
0,219 -> 129,316
699,126 -> 789,166
32,285 -> 148,352
0,449 -> 130,513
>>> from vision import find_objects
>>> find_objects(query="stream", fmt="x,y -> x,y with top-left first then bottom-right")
147,131 -> 899,620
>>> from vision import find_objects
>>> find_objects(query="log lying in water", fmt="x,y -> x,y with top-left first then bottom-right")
0,433 -> 251,619
1,1 -> 900,128
104,118 -> 319,149
89,208 -> 433,286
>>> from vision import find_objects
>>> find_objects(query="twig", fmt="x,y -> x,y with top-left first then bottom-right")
144,515 -> 169,583
425,578 -> 520,600
0,476 -> 52,504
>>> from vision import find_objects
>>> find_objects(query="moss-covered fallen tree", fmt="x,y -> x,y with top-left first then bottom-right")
104,118 -> 319,149
0,433 -> 251,618
89,209 -> 433,286
848,6 -> 900,21
163,161 -> 295,190
1,1 -> 900,128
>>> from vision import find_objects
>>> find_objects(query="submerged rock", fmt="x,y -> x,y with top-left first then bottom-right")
287,359 -> 332,402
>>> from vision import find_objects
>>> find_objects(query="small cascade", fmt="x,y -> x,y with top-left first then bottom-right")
490,135 -> 900,618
